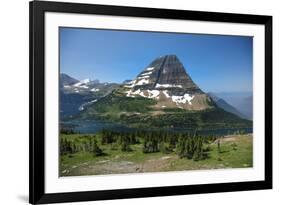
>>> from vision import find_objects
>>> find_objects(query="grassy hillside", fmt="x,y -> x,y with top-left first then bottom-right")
77,92 -> 252,129
60,133 -> 253,176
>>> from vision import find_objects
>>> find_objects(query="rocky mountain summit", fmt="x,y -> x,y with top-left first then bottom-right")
121,55 -> 214,110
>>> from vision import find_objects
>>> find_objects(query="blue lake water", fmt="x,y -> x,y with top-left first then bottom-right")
61,120 -> 253,137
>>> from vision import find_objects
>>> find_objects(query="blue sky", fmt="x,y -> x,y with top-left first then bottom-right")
60,27 -> 253,93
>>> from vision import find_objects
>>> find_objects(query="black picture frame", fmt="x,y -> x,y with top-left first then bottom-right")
29,1 -> 272,204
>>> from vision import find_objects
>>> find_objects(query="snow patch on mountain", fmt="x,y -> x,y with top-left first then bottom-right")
125,90 -> 133,97
125,87 -> 193,105
141,71 -> 152,76
147,90 -> 160,99
81,79 -> 90,84
74,83 -> 88,89
124,78 -> 150,87
146,67 -> 154,71
155,83 -> 183,88
135,79 -> 149,85
79,85 -> 89,89
138,75 -> 150,79
163,90 -> 170,98
79,99 -> 97,111
124,80 -> 136,88
126,89 -> 146,98
91,88 -> 100,92
126,89 -> 160,99
139,91 -> 147,98
172,94 -> 194,105
73,82 -> 83,87
124,84 -> 134,88
127,80 -> 136,84
132,89 -> 141,95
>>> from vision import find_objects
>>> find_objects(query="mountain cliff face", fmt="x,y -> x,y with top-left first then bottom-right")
121,55 -> 214,110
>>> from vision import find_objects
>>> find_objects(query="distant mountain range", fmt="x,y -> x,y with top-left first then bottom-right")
60,73 -> 119,117
207,92 -> 247,119
60,72 -> 252,119
238,96 -> 252,120
69,55 -> 252,129
212,92 -> 253,120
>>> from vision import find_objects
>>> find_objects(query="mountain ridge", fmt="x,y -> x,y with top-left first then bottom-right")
75,55 -> 252,129
207,92 -> 247,119
59,73 -> 119,117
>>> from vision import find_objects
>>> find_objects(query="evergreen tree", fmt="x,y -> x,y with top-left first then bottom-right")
186,136 -> 193,159
176,135 -> 186,158
217,137 -> 221,153
193,136 -> 203,161
176,133 -> 204,161
142,133 -> 160,153
119,135 -> 132,152
91,139 -> 103,156
101,129 -> 115,144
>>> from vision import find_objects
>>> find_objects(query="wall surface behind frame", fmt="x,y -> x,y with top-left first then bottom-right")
0,0 -> 279,204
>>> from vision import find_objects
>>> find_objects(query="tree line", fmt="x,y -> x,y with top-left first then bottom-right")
60,129 -> 218,161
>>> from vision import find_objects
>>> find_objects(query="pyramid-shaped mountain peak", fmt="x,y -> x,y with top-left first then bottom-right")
126,55 -> 203,95
122,55 -> 213,110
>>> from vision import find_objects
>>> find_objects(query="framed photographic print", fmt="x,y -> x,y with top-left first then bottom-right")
29,0 -> 272,204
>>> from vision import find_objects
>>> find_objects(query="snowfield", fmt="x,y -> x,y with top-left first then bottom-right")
91,88 -> 100,92
135,79 -> 149,85
155,83 -> 183,88
125,89 -> 160,99
78,99 -> 97,111
73,82 -> 83,87
137,75 -> 150,79
125,87 -> 193,105
147,90 -> 160,99
124,80 -> 136,88
141,71 -> 152,76
79,85 -> 89,89
146,67 -> 154,71
124,78 -> 150,88
172,94 -> 194,105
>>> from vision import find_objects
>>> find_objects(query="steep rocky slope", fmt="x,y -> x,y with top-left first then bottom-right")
121,55 -> 214,110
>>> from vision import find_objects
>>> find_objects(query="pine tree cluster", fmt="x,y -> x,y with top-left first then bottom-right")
60,129 -> 218,161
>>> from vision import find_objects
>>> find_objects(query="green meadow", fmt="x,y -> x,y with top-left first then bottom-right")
59,131 -> 252,176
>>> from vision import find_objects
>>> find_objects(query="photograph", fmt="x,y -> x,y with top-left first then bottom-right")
59,27 -> 253,177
